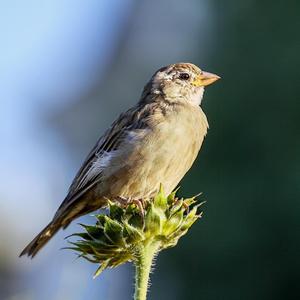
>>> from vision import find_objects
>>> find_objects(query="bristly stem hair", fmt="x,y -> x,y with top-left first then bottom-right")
134,241 -> 160,300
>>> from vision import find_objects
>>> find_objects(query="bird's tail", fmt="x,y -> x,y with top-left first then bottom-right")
19,220 -> 62,258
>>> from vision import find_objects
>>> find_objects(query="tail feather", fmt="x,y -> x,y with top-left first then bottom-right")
19,221 -> 61,258
19,199 -> 104,258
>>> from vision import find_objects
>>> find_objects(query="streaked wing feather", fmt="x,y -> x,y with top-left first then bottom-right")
56,104 -> 149,213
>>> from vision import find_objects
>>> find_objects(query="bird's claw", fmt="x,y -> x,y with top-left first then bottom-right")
115,197 -> 146,216
131,199 -> 146,217
115,196 -> 129,207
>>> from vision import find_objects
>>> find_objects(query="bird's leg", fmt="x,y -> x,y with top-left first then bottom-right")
115,196 -> 146,218
131,199 -> 145,217
115,196 -> 131,207
130,199 -> 147,228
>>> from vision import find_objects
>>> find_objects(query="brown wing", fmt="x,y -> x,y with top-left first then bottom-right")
54,103 -> 151,216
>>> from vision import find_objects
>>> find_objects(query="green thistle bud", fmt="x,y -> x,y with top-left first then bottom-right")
66,186 -> 204,299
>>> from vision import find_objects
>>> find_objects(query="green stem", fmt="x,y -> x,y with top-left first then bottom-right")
134,241 -> 160,300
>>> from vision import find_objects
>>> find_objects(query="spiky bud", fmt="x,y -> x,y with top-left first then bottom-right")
67,186 -> 204,278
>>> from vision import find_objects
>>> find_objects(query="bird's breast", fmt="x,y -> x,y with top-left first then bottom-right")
103,105 -> 208,199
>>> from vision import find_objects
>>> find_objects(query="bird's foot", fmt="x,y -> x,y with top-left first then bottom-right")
115,196 -> 146,218
131,198 -> 146,217
115,196 -> 130,207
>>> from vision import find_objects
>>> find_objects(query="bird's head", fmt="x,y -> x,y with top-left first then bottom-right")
144,63 -> 220,106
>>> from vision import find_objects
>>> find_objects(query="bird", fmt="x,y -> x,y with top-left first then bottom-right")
20,62 -> 220,258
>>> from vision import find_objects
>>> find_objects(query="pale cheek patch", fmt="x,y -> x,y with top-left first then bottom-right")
163,84 -> 183,98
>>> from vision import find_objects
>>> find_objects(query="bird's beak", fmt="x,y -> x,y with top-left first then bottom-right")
192,71 -> 220,87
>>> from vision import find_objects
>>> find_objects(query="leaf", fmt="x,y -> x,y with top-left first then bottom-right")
163,209 -> 184,236
144,203 -> 163,237
109,201 -> 124,222
123,222 -> 144,244
93,260 -> 110,279
79,224 -> 104,240
153,184 -> 167,210
169,199 -> 183,216
167,187 -> 180,204
95,214 -> 106,227
103,216 -> 125,246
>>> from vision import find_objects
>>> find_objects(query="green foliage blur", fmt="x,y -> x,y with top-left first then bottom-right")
151,2 -> 300,299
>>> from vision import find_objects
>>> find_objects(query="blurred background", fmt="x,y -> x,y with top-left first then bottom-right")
0,0 -> 299,299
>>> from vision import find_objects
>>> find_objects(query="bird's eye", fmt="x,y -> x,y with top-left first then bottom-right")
179,73 -> 190,80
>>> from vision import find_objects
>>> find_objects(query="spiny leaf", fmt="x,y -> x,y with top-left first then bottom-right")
103,216 -> 125,246
163,209 -> 184,236
123,222 -> 144,244
66,187 -> 204,278
153,184 -> 167,210
144,203 -> 163,237
167,187 -> 180,204
79,224 -> 104,240
93,260 -> 109,278
169,199 -> 183,216
109,200 -> 124,221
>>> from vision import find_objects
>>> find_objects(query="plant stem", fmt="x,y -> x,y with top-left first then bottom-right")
134,241 -> 160,300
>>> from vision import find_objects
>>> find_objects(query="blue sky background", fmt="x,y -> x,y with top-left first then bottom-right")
0,1 -> 134,299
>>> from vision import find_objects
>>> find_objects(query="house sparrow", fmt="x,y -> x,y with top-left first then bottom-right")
20,62 -> 220,258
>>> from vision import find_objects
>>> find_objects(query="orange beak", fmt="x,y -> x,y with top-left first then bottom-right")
192,71 -> 220,87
